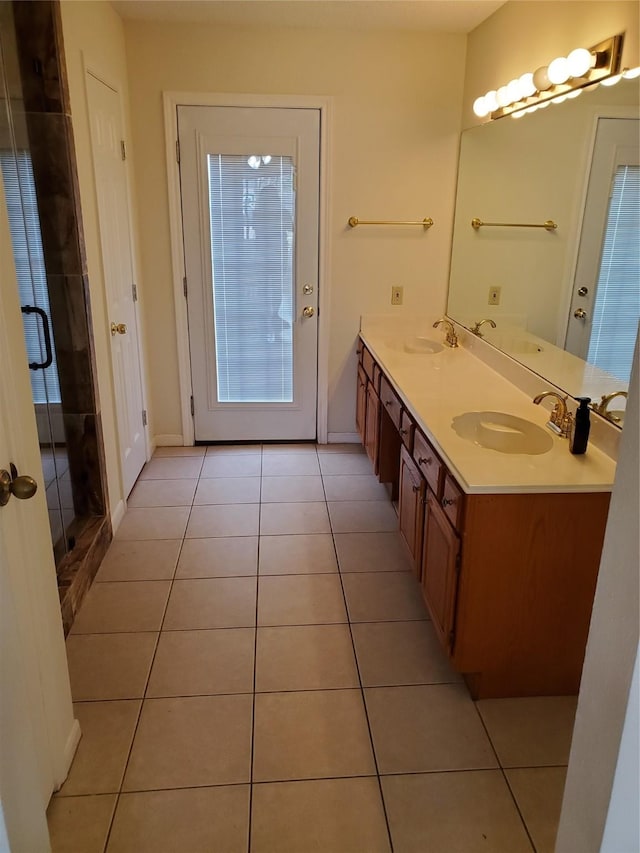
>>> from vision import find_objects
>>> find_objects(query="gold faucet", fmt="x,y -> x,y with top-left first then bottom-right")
433,318 -> 459,348
533,391 -> 574,437
470,318 -> 497,337
592,390 -> 628,423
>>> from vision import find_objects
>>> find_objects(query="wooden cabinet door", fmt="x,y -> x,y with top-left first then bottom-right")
421,493 -> 461,652
356,364 -> 367,443
364,381 -> 380,471
399,445 -> 425,578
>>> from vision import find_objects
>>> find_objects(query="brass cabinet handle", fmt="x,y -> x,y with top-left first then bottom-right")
302,306 -> 315,319
400,428 -> 408,435
412,484 -> 421,493
384,400 -> 392,407
0,464 -> 38,507
442,497 -> 455,508
418,456 -> 432,466
110,322 -> 127,336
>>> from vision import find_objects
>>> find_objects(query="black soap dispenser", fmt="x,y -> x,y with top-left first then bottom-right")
569,397 -> 591,455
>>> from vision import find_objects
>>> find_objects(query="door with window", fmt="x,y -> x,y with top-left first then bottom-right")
566,117 -> 639,382
178,106 -> 320,441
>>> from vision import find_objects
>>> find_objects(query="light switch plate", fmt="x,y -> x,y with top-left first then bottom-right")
391,285 -> 403,305
488,286 -> 501,305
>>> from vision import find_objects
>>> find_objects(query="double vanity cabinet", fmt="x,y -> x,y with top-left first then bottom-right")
356,331 -> 613,700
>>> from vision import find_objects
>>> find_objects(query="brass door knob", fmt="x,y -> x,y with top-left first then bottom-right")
110,322 -> 127,336
574,308 -> 587,320
302,306 -> 315,319
0,466 -> 38,507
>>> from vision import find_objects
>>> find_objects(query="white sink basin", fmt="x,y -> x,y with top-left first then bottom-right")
452,411 -> 554,455
387,336 -> 444,355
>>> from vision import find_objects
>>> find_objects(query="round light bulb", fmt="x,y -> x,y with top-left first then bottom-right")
537,100 -> 551,110
525,106 -> 538,114
601,73 -> 622,87
507,78 -> 523,103
519,72 -> 536,98
623,66 -> 640,79
551,94 -> 568,105
484,90 -> 499,112
548,56 -> 570,85
511,110 -> 526,119
566,89 -> 582,99
497,85 -> 511,107
533,65 -> 551,91
473,96 -> 489,117
247,155 -> 261,169
566,48 -> 592,77
262,155 -> 272,165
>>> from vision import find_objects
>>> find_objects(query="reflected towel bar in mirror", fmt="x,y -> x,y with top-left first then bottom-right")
471,217 -> 558,231
348,216 -> 434,229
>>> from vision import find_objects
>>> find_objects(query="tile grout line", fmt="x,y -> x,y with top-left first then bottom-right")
99,451 -> 204,853
471,702 -> 538,852
320,449 -> 396,853
247,444 -> 264,853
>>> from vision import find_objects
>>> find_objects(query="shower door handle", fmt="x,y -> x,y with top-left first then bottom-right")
21,305 -> 53,370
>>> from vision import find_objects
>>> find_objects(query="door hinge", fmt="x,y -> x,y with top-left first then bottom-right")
120,139 -> 127,161
142,409 -> 147,427
132,283 -> 138,302
190,396 -> 194,417
176,140 -> 180,164
183,276 -> 188,298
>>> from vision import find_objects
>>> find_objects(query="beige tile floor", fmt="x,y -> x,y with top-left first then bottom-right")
48,443 -> 575,853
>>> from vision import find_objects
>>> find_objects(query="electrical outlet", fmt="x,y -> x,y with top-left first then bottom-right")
391,285 -> 403,306
488,286 -> 501,305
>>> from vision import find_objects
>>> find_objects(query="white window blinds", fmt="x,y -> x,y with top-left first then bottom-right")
207,154 -> 294,403
0,150 -> 61,404
588,164 -> 640,382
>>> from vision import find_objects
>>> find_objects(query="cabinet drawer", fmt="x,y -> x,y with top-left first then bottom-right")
441,472 -> 464,532
399,410 -> 414,453
379,375 -> 402,429
413,430 -> 442,496
362,346 -> 375,382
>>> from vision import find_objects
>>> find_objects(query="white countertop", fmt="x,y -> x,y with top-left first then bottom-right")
360,319 -> 616,495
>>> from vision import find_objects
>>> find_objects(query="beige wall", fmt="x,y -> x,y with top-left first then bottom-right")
123,22 -> 467,439
60,0 -> 146,517
463,1 -> 639,129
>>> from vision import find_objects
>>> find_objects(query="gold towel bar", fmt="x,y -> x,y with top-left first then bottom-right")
471,217 -> 557,231
348,216 -> 434,229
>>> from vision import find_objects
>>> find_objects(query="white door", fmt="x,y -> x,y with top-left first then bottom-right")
0,171 -> 76,851
86,73 -> 146,494
566,117 -> 639,381
178,106 -> 320,441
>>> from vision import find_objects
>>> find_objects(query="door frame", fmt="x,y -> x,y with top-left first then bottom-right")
163,91 -> 332,445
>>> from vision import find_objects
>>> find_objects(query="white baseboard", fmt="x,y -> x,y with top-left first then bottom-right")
155,434 -> 184,446
110,499 -> 126,534
327,432 -> 360,443
54,717 -> 82,791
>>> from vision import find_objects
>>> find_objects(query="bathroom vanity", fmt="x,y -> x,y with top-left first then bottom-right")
356,319 -> 616,700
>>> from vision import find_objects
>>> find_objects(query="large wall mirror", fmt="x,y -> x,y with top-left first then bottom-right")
447,75 -> 639,429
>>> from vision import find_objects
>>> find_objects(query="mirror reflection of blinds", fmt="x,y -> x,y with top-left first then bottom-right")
588,165 -> 640,383
0,150 -> 61,404
207,154 -> 294,403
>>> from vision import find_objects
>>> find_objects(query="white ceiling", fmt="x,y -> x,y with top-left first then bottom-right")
110,0 -> 505,34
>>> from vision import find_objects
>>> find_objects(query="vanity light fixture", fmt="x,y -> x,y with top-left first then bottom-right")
473,34 -> 625,120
